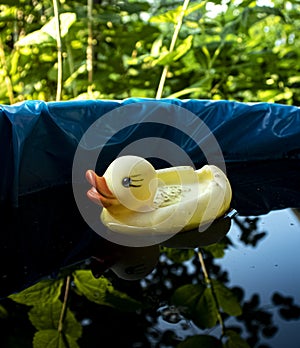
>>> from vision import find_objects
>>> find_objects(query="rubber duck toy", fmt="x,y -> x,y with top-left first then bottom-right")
85,155 -> 232,238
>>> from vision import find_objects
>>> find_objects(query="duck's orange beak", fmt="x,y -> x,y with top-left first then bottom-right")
86,170 -> 118,208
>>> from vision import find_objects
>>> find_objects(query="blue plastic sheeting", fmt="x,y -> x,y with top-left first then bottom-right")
1,98 -> 300,211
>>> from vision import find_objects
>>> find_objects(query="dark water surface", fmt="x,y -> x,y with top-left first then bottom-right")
0,162 -> 299,348
215,209 -> 300,348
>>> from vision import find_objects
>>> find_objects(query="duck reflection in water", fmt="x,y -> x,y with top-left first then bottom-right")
83,209 -> 237,281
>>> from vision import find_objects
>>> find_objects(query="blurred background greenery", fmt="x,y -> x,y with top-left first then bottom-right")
0,0 -> 299,104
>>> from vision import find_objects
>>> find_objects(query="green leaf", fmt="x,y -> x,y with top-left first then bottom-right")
154,35 -> 193,66
119,2 -> 150,14
194,287 -> 218,329
150,5 -> 183,24
212,280 -> 242,316
0,304 -> 8,318
150,35 -> 163,57
150,2 -> 205,24
177,334 -> 222,348
33,330 -> 80,348
162,247 -> 195,263
185,2 -> 207,16
9,279 -> 64,306
42,12 -> 77,39
15,12 -> 76,47
173,35 -> 193,60
171,284 -> 206,314
73,270 -> 113,304
203,243 -> 226,258
15,31 -> 55,47
29,300 -> 82,340
168,85 -> 210,99
224,330 -> 251,348
64,64 -> 87,88
73,270 -> 142,311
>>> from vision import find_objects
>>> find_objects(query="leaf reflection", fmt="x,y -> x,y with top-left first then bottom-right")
1,214 -> 299,347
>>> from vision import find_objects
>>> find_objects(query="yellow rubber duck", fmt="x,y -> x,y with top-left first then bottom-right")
86,155 -> 232,236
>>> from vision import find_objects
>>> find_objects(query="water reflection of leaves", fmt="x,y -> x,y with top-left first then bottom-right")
272,292 -> 300,321
169,250 -> 246,347
9,279 -> 63,306
8,278 -> 82,347
237,293 -> 278,347
233,216 -> 267,247
2,216 -> 299,347
73,270 -> 142,311
30,300 -> 82,348
6,272 -> 143,347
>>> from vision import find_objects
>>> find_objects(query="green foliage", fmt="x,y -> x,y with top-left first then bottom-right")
194,286 -> 219,328
15,12 -> 76,46
33,330 -> 80,348
0,304 -> 8,318
223,330 -> 251,348
30,301 -> 82,348
73,270 -> 142,311
161,246 -> 195,263
212,280 -> 242,317
203,242 -> 227,258
7,271 -> 142,347
8,279 -> 64,305
8,278 -> 82,347
0,0 -> 299,104
171,280 -> 241,329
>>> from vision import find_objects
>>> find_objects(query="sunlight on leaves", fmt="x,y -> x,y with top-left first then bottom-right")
73,270 -> 113,304
29,300 -> 82,338
15,12 -> 76,47
15,31 -> 55,47
153,35 -> 193,66
9,279 -> 64,306
150,2 -> 205,24
33,329 -> 80,348
73,270 -> 142,311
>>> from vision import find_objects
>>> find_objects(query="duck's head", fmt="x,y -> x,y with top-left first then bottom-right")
86,156 -> 158,212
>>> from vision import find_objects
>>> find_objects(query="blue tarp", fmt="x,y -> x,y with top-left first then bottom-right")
1,98 -> 299,212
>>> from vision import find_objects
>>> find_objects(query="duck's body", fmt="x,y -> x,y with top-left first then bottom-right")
86,156 -> 232,236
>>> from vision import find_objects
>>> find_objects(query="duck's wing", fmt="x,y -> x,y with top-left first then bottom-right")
156,166 -> 196,185
153,185 -> 186,207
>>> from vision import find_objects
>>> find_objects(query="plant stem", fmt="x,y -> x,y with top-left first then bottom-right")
66,41 -> 77,97
197,249 -> 209,280
87,0 -> 93,95
58,275 -> 71,333
197,249 -> 225,335
53,0 -> 63,101
0,37 -> 14,104
155,0 -> 190,99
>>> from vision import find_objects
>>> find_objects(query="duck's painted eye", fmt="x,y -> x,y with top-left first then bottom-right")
122,177 -> 132,188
